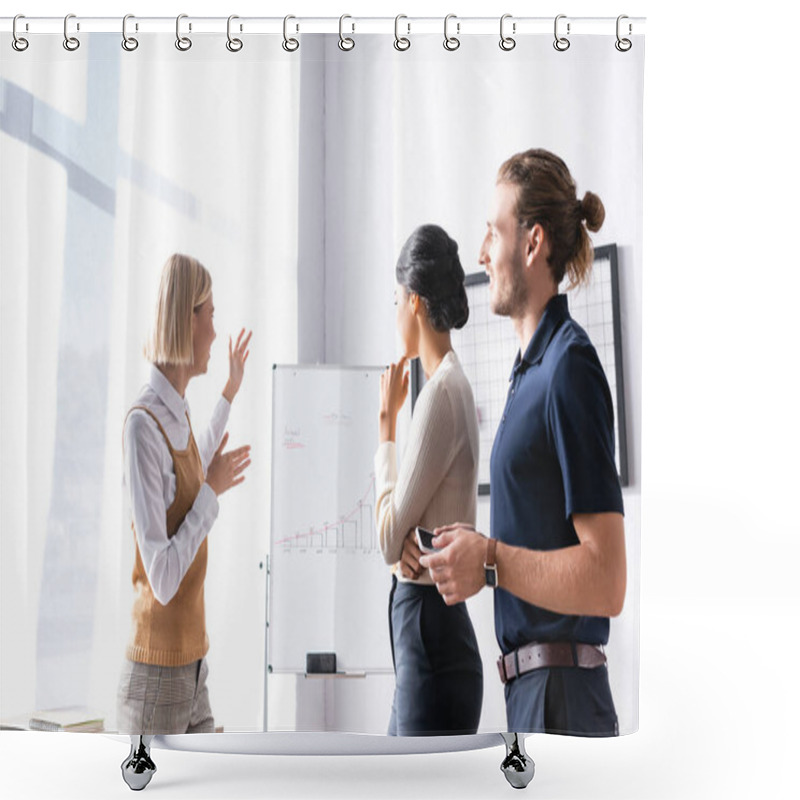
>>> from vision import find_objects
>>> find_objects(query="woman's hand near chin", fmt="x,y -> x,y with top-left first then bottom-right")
379,355 -> 409,442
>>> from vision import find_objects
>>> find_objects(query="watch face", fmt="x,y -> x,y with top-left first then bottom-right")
485,566 -> 497,587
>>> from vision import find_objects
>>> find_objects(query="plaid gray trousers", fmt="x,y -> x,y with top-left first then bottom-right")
116,657 -> 215,735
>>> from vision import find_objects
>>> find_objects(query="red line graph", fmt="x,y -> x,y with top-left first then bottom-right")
274,473 -> 376,548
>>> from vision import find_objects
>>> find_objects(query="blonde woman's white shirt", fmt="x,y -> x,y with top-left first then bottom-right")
123,366 -> 230,605
374,350 -> 479,584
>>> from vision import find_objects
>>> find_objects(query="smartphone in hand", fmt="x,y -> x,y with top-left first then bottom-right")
415,526 -> 441,554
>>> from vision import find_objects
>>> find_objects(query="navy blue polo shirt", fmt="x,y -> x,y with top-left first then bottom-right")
490,294 -> 624,654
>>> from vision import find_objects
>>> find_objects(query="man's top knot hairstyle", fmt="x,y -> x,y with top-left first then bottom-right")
498,148 -> 605,289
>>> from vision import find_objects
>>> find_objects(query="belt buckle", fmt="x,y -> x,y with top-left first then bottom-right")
497,654 -> 507,684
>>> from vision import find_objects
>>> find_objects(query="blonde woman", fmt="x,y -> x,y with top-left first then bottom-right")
117,253 -> 252,739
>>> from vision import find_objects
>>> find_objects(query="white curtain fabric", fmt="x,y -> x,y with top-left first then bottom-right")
1,34 -> 302,729
1,31 -> 643,735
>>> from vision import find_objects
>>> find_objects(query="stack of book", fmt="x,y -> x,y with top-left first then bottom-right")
1,708 -> 104,732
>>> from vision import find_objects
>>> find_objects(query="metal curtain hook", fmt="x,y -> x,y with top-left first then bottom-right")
226,15 -> 243,52
615,15 -> 632,52
122,14 -> 139,51
394,14 -> 410,51
444,14 -> 460,51
338,14 -> 355,51
63,13 -> 80,51
553,14 -> 570,52
176,14 -> 192,51
499,14 -> 516,51
12,14 -> 29,51
282,15 -> 299,52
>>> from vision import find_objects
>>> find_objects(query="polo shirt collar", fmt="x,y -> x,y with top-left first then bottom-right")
512,294 -> 570,375
149,365 -> 190,424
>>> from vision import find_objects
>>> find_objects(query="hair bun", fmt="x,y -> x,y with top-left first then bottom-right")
436,284 -> 469,331
444,247 -> 465,285
581,191 -> 605,233
396,225 -> 469,332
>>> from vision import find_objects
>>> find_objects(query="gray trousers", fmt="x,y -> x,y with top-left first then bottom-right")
116,657 -> 215,735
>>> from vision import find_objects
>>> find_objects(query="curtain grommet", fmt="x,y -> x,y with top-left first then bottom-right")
121,14 -> 139,52
63,13 -> 80,52
499,14 -> 516,51
282,15 -> 299,52
553,14 -> 570,52
226,15 -> 243,52
12,14 -> 29,51
443,14 -> 460,51
338,14 -> 355,51
175,14 -> 192,51
394,14 -> 411,51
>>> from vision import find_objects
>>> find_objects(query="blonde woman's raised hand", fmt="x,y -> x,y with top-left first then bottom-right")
223,328 -> 252,403
206,432 -> 251,496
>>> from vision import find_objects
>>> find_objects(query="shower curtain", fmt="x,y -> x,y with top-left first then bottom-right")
1,20 -> 644,738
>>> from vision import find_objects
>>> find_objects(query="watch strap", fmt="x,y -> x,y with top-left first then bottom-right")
484,537 -> 498,588
486,537 -> 497,568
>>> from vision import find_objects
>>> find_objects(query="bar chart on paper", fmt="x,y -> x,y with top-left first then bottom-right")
269,366 -> 394,674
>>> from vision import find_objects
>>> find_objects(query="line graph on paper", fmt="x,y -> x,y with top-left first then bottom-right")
274,475 -> 379,554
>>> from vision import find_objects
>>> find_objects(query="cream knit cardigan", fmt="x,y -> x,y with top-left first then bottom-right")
374,351 -> 479,584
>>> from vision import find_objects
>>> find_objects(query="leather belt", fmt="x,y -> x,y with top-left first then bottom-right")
497,642 -> 607,684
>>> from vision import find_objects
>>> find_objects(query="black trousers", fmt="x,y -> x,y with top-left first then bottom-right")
387,576 -> 483,736
504,663 -> 619,736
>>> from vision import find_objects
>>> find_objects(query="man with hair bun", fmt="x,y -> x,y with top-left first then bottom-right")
418,150 -> 626,736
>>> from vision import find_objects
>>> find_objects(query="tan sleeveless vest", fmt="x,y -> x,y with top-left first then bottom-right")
125,406 -> 209,667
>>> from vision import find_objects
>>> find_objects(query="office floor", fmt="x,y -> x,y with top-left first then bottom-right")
2,596 -> 796,799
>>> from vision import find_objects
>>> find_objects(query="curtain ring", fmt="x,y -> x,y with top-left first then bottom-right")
63,13 -> 80,51
499,14 -> 516,51
12,15 -> 29,52
175,14 -> 192,51
615,15 -> 632,52
338,14 -> 355,51
394,14 -> 411,51
122,14 -> 139,52
553,14 -> 570,51
443,14 -> 460,51
282,15 -> 299,52
226,15 -> 243,52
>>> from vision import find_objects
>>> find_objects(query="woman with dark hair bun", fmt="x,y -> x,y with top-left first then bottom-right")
395,225 -> 470,333
374,224 -> 483,736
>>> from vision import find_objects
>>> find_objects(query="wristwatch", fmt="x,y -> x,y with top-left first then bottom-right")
484,537 -> 498,588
